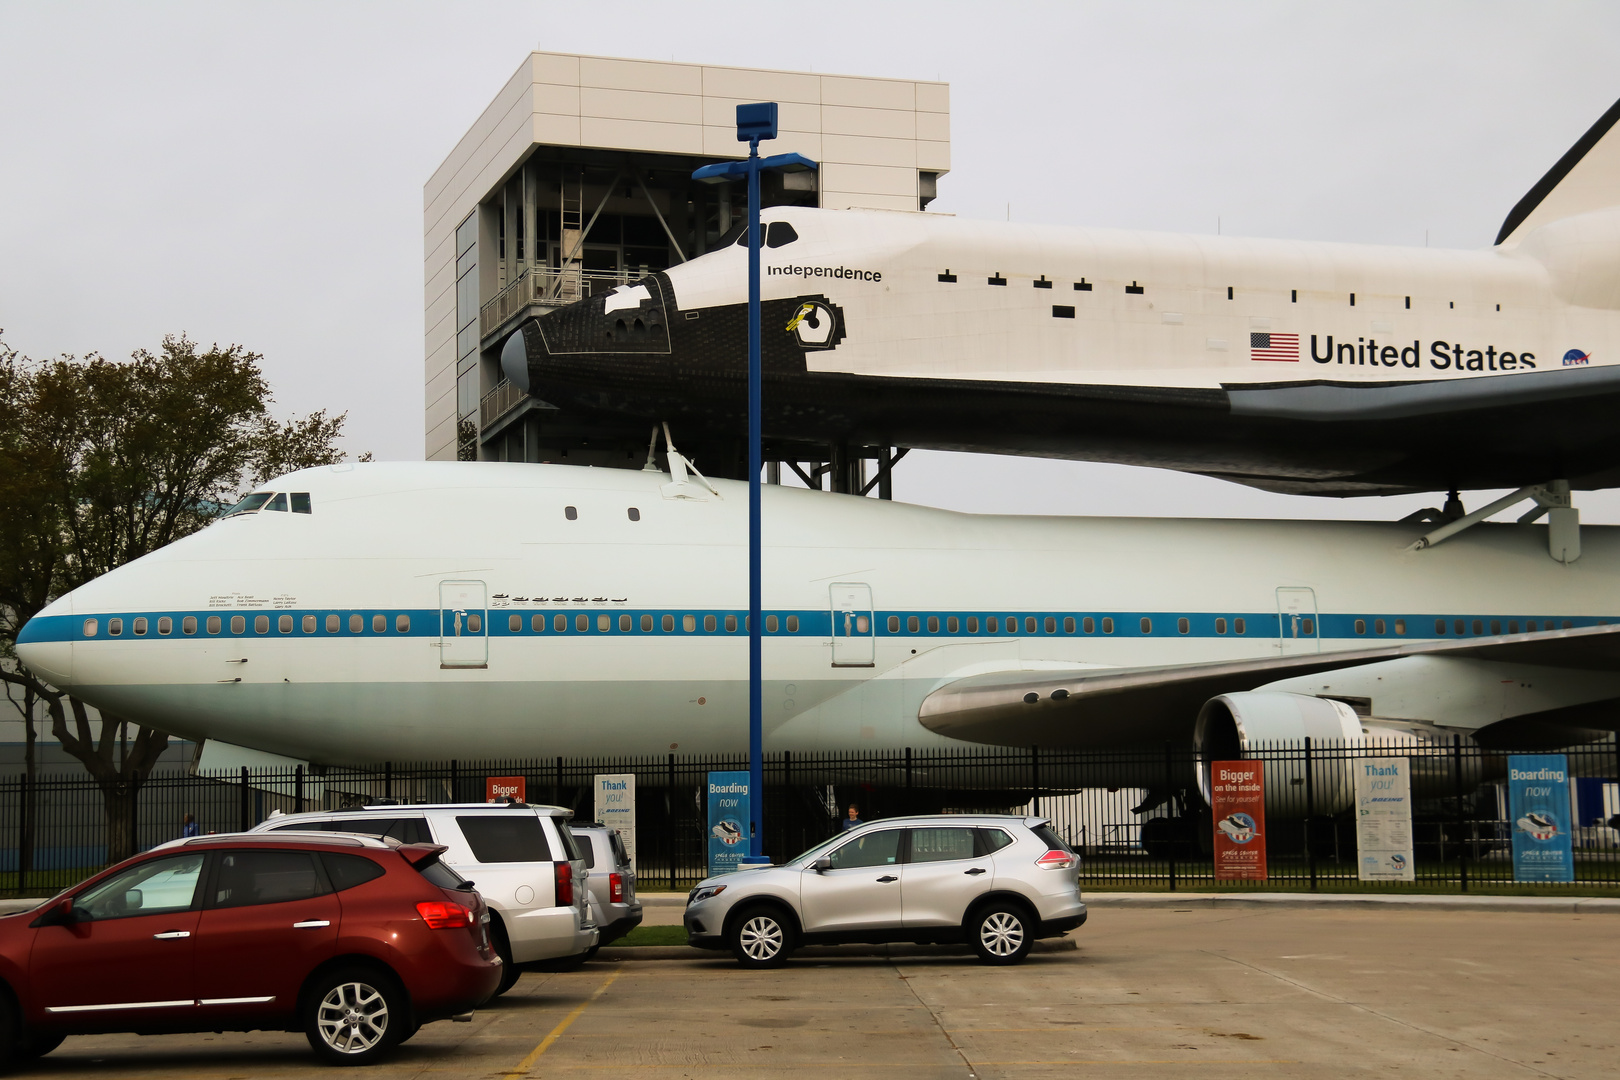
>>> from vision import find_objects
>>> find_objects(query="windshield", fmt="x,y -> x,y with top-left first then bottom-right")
222,492 -> 273,517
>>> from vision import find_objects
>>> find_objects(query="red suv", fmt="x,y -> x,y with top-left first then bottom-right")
0,832 -> 501,1066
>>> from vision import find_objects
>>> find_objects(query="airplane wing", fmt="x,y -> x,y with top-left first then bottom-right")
917,623 -> 1620,748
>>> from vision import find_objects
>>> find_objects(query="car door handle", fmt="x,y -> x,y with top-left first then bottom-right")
292,920 -> 331,929
965,867 -> 988,876
876,875 -> 898,883
152,931 -> 191,939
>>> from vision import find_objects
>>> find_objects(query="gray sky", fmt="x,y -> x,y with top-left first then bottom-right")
3,2 -> 1618,522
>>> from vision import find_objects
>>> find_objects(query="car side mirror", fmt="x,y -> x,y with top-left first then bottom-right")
810,857 -> 831,873
33,899 -> 77,928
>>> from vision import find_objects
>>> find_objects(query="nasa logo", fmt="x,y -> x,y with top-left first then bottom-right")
1564,349 -> 1591,366
785,300 -> 841,351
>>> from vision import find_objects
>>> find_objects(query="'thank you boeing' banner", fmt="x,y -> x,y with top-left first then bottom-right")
1354,758 -> 1415,882
1210,760 -> 1267,881
1508,754 -> 1575,883
706,771 -> 751,877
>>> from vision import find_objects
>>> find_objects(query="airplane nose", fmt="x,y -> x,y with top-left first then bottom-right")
15,612 -> 73,688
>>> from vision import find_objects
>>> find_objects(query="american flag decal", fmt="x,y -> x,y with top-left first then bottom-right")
1250,332 -> 1300,362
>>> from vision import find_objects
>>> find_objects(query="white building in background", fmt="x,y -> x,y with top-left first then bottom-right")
423,52 -> 950,463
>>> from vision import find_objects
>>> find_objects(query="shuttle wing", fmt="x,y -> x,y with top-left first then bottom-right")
917,623 -> 1620,748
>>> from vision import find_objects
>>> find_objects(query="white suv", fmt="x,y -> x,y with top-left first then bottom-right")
254,802 -> 596,994
684,815 -> 1085,967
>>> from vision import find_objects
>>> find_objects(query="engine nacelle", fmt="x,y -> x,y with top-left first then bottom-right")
1194,692 -> 1361,816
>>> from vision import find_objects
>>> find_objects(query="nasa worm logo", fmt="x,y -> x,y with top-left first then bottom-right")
1564,349 -> 1591,366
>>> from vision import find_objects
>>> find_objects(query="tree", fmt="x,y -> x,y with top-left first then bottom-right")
0,333 -> 357,861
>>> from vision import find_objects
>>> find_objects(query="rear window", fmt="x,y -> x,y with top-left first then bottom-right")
609,831 -> 630,867
577,834 -> 597,870
554,820 -> 582,862
417,859 -> 474,891
457,815 -> 550,863
321,852 -> 386,892
1031,824 -> 1072,852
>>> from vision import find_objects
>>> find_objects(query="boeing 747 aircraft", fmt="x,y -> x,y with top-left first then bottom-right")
501,97 -> 1620,496
15,462 -> 1620,809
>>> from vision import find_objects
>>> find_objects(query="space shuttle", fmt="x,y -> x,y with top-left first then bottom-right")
16,461 -> 1620,817
500,98 -> 1620,497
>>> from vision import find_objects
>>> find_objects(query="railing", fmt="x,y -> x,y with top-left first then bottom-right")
479,265 -> 643,340
479,378 -> 529,431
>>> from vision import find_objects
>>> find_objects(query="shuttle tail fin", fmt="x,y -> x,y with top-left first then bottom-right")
1496,96 -> 1620,246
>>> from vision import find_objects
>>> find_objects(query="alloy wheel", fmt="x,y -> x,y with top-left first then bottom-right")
979,911 -> 1025,957
317,980 -> 390,1054
739,915 -> 784,960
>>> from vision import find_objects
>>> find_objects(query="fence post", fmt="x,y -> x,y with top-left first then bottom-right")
1453,735 -> 1468,893
16,773 -> 26,897
1164,742 -> 1177,892
295,765 -> 304,813
1030,745 -> 1041,818
449,760 -> 458,803
384,761 -> 392,801
239,766 -> 250,831
666,753 -> 676,892
554,756 -> 563,807
1304,737 -> 1317,890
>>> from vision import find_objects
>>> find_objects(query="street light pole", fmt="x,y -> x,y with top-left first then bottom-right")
693,104 -> 816,867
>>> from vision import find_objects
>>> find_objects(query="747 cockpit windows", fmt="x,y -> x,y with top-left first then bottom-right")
223,491 -> 313,517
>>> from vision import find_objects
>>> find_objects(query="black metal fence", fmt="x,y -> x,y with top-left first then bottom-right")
1,738 -> 1615,897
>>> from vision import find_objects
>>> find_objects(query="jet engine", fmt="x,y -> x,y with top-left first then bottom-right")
1193,692 -> 1361,816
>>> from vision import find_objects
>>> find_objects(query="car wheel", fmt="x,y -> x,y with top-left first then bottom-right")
970,902 -> 1034,965
490,921 -> 521,997
303,968 -> 407,1066
727,904 -> 794,968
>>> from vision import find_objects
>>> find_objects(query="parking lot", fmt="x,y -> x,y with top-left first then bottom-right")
15,904 -> 1617,1079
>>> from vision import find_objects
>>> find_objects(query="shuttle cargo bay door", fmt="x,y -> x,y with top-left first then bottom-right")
439,579 -> 489,669
1276,586 -> 1320,656
830,583 -> 875,668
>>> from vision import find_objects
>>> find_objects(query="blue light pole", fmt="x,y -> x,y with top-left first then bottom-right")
694,103 -> 816,866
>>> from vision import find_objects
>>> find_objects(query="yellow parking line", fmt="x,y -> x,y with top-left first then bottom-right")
503,971 -> 621,1077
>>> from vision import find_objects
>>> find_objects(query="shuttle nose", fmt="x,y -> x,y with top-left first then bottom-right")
502,277 -> 675,389
15,609 -> 73,689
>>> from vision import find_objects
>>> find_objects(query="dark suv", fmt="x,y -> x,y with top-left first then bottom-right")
0,832 -> 501,1066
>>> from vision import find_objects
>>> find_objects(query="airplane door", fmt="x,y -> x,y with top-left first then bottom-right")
439,580 -> 488,669
829,583 -> 875,668
1276,587 -> 1319,656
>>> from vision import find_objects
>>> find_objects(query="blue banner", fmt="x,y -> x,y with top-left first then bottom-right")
706,771 -> 751,877
1508,754 -> 1575,883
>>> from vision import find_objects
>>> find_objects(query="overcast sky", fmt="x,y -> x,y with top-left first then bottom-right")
3,2 -> 1619,522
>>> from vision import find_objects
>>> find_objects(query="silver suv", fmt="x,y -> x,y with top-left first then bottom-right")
684,815 -> 1084,967
571,822 -> 643,949
254,802 -> 596,994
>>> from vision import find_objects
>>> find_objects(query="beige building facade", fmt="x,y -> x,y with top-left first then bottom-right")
423,52 -> 950,463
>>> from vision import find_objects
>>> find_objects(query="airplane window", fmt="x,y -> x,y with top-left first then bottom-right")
350,614 -> 362,633
1177,618 -> 1189,635
786,615 -> 799,632
1301,618 -> 1314,635
1215,618 -> 1226,635
948,616 -> 960,633
208,616 -> 221,634
1490,620 -> 1501,635
1453,619 -> 1464,635
565,506 -> 578,521
1472,620 -> 1483,635
291,493 -> 312,514
83,618 -> 98,637
157,617 -> 172,635
577,614 -> 589,632
987,617 -> 998,633
1140,618 -> 1152,634
621,614 -> 632,632
255,615 -> 269,634
662,614 -> 674,632
1025,617 -> 1037,634
1045,617 -> 1056,634
1235,618 -> 1245,634
1393,619 -> 1405,635
182,616 -> 196,635
1561,620 -> 1573,629
628,507 -> 640,521
278,615 -> 292,633
967,616 -> 979,633
765,221 -> 799,248
556,614 -> 567,632
1355,620 -> 1366,635
302,615 -> 315,633
1435,620 -> 1446,635
724,615 -> 737,632
265,493 -> 288,512
927,617 -> 939,633
536,615 -> 548,633
767,615 -> 779,633
1007,615 -> 1018,632
907,616 -> 919,633
855,615 -> 868,633
888,616 -> 900,633
704,615 -> 717,632
1374,619 -> 1385,634
510,614 -> 522,633
133,617 -> 147,636
1102,617 -> 1114,634
227,616 -> 243,634
372,614 -> 386,633
683,615 -> 696,632
1508,620 -> 1519,633
599,615 -> 611,632
1084,617 -> 1096,634
399,614 -> 411,633
107,617 -> 123,636
1063,617 -> 1074,634
223,492 -> 274,516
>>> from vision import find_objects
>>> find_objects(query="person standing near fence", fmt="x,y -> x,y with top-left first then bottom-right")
841,804 -> 862,832
181,812 -> 199,838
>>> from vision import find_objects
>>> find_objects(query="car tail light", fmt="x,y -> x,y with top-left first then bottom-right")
555,862 -> 574,906
1036,849 -> 1077,871
609,872 -> 623,904
417,900 -> 475,928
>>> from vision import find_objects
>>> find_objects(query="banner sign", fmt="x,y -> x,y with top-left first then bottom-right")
1354,758 -> 1415,881
706,771 -> 751,877
1210,760 -> 1267,881
485,776 -> 526,803
1508,754 -> 1575,883
593,773 -> 636,868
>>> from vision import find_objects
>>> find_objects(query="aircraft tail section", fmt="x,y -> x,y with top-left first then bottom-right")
1496,96 -> 1620,246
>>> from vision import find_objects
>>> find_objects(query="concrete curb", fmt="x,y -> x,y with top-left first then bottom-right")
598,938 -> 1079,962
